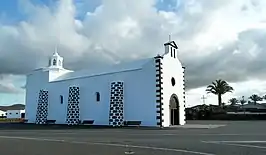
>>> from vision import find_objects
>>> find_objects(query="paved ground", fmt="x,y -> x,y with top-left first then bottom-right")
1,121 -> 266,155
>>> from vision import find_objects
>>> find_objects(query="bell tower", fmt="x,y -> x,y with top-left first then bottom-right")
164,35 -> 178,58
46,46 -> 72,82
48,47 -> 64,69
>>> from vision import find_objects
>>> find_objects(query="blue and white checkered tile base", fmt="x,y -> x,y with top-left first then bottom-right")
36,90 -> 49,124
109,81 -> 124,127
66,86 -> 80,125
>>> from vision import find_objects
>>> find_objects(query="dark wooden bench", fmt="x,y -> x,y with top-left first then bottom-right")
46,120 -> 56,124
124,121 -> 142,126
82,120 -> 94,125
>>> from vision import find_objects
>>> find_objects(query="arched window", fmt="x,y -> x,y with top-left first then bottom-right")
60,95 -> 63,104
96,92 -> 100,102
53,59 -> 57,65
58,60 -> 62,66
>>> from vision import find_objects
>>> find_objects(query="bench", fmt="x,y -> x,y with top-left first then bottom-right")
82,120 -> 94,125
124,121 -> 142,126
46,120 -> 56,124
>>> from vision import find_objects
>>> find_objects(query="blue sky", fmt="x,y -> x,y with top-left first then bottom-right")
0,0 -> 50,24
0,0 -> 21,24
0,0 -> 179,24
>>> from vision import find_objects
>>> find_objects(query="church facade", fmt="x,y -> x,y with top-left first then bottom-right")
25,40 -> 186,127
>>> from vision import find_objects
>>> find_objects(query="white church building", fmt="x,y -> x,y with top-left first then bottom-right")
25,40 -> 186,127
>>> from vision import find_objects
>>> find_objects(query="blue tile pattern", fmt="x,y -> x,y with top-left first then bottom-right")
36,90 -> 49,124
66,86 -> 80,125
109,81 -> 124,127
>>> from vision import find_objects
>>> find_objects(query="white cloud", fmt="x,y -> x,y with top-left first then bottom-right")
0,75 -> 24,94
0,0 -> 266,106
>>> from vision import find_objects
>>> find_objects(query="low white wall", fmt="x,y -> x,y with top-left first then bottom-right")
6,110 -> 24,119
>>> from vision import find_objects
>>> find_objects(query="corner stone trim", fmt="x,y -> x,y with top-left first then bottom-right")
154,56 -> 163,127
109,81 -> 124,127
182,66 -> 186,108
66,86 -> 80,125
36,89 -> 49,124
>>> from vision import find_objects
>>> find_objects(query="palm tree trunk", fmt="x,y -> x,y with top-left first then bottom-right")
218,94 -> 222,107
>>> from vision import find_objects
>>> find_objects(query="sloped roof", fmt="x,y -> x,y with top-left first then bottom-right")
164,41 -> 178,49
52,57 -> 154,82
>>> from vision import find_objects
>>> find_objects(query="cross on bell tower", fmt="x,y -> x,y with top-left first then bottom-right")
201,95 -> 207,105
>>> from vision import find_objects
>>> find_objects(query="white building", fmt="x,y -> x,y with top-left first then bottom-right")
0,110 -> 6,117
25,40 -> 186,127
6,110 -> 25,119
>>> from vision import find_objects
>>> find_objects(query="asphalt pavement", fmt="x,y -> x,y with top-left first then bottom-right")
1,121 -> 266,155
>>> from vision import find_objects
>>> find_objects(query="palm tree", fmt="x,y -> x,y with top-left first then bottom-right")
240,96 -> 247,106
249,94 -> 262,105
228,98 -> 238,106
206,79 -> 234,107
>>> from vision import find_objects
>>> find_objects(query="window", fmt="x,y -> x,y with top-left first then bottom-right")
171,77 -> 176,86
60,95 -> 63,104
170,47 -> 173,57
16,113 -> 18,115
96,92 -> 100,102
53,59 -> 57,65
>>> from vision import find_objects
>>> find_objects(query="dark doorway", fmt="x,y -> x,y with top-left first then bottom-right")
169,94 -> 179,125
21,113 -> 25,118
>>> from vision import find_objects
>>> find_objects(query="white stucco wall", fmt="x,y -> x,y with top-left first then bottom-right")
0,110 -> 6,117
26,59 -> 158,126
25,70 -> 50,122
161,48 -> 185,127
25,68 -> 72,123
